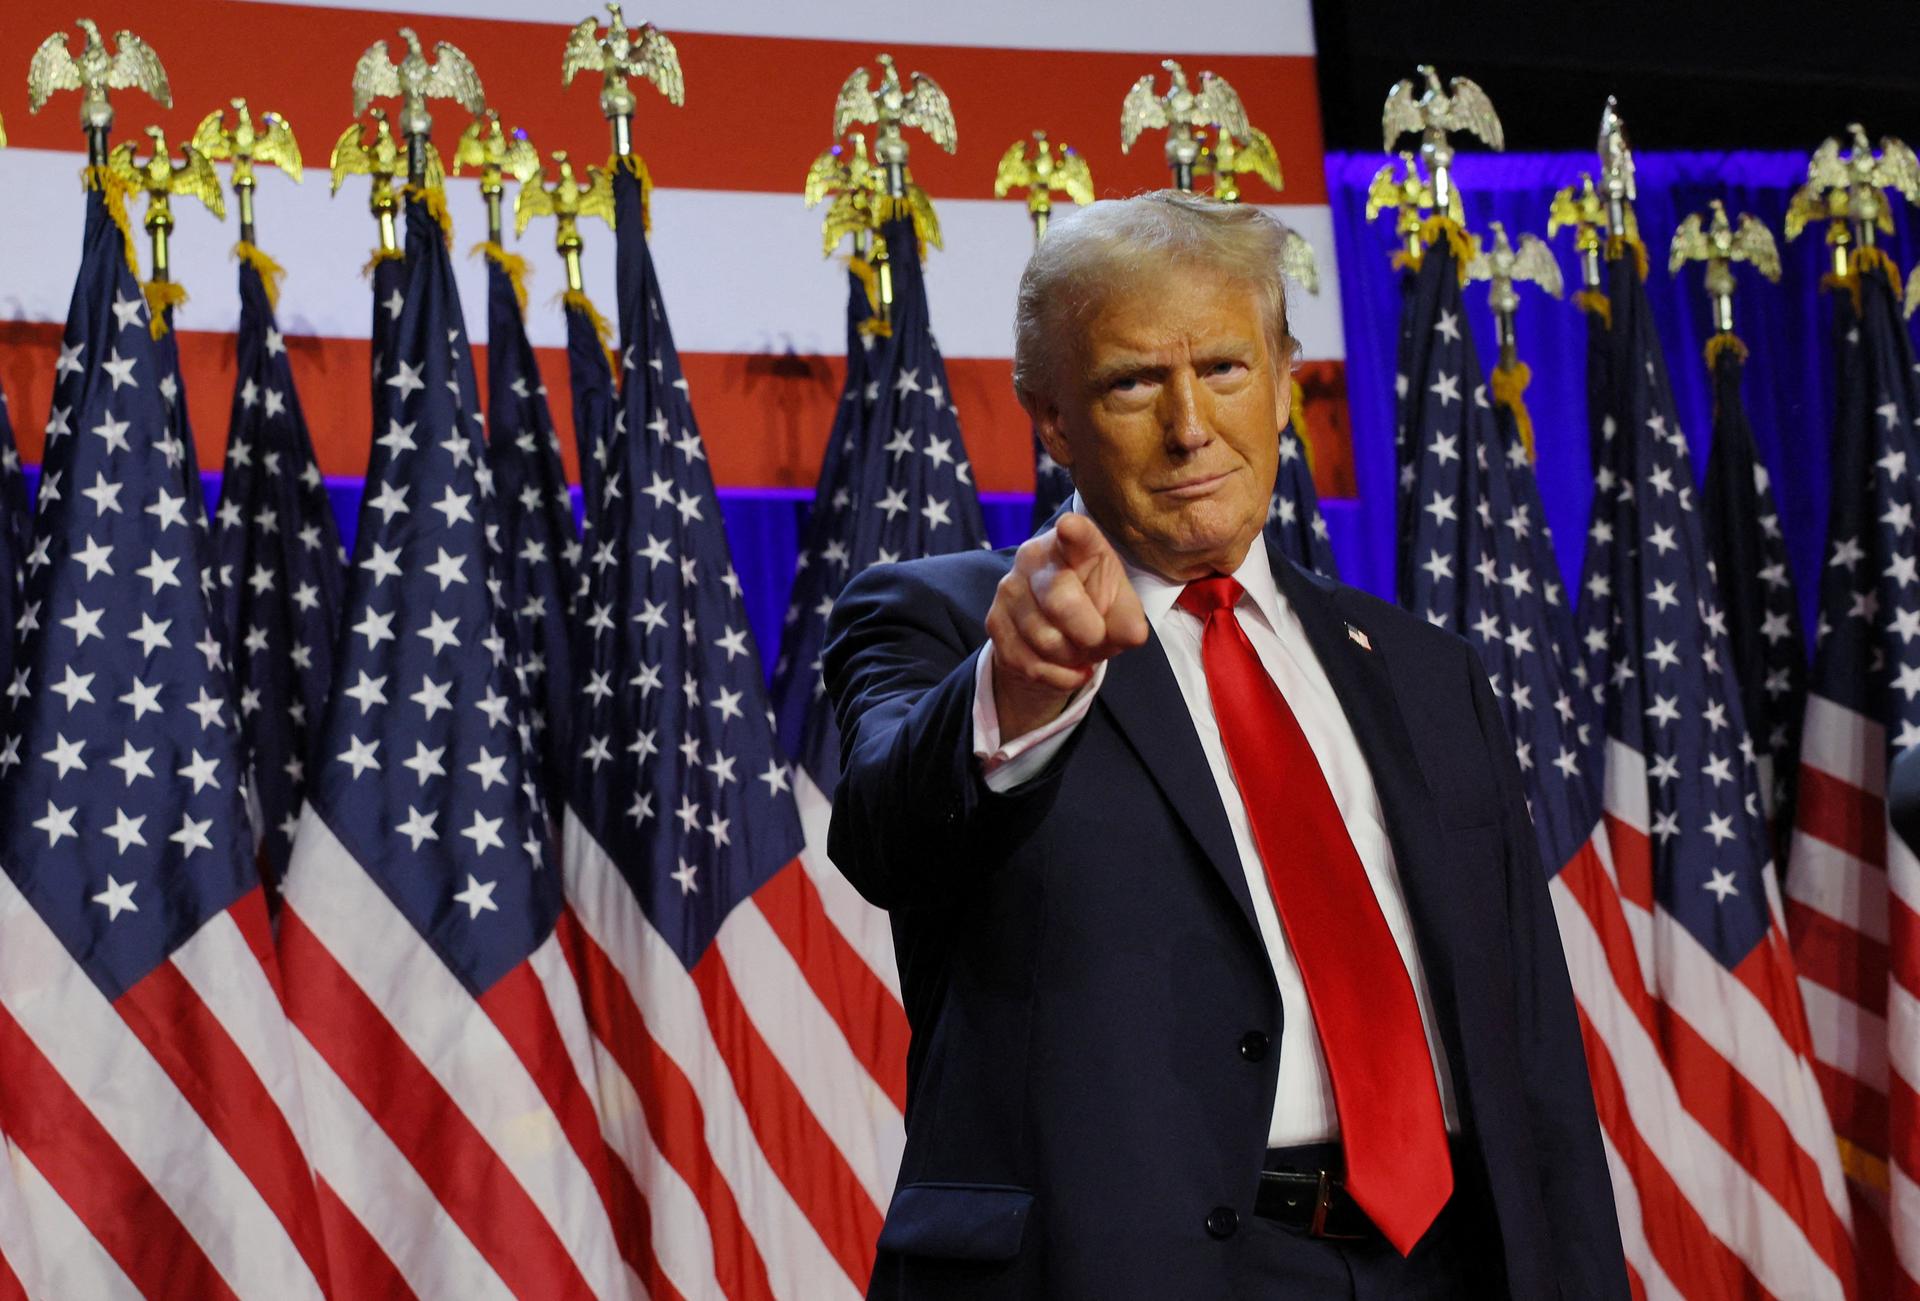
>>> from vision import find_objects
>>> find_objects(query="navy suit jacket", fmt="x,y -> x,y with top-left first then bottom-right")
823,537 -> 1629,1300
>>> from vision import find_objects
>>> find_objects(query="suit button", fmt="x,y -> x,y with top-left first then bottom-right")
1239,1031 -> 1269,1062
1205,1206 -> 1239,1239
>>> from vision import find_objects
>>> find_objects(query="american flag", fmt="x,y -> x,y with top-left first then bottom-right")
1701,335 -> 1805,842
0,183 -> 328,1297
560,168 -> 906,1299
1267,407 -> 1339,576
276,198 -> 632,1297
1576,242 -> 1855,1297
213,249 -> 345,899
1032,427 -> 1074,528
565,292 -> 616,558
772,268 -> 875,785
1783,256 -> 1920,1298
481,248 -> 578,805
149,300 -> 214,577
0,384 -> 22,690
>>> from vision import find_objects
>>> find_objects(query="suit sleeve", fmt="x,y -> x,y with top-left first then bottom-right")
1465,647 -> 1631,1301
822,562 -> 1072,912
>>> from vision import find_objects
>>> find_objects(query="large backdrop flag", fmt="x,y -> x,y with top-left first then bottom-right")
213,244 -> 345,901
560,164 -> 905,1301
0,179 -> 329,1299
1578,228 -> 1856,1298
276,197 -> 631,1300
0,385 -> 21,691
1783,246 -> 1920,1298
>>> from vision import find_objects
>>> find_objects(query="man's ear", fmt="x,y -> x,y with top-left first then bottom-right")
1022,386 -> 1074,471
1271,334 -> 1300,432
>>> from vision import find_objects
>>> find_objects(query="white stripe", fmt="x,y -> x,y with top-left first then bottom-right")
286,1027 -> 513,1301
794,769 -> 902,1000
280,809 -> 629,1301
4,1145 -> 138,1301
562,812 -> 864,1301
235,0 -> 1320,55
1888,978 -> 1920,1101
1891,824 -> 1920,927
1801,976 -> 1890,1092
1550,868 -> 1848,1298
1801,694 -> 1885,797
0,150 -> 1345,363
1892,1155 -> 1920,1291
1785,826 -> 1890,943
1647,907 -> 1854,1221
170,908 -> 317,1155
524,922 -> 614,1148
1596,1131 -> 1683,1301
718,896 -> 905,1208
0,871 -> 322,1300
1604,736 -> 1650,833
584,1032 -> 728,1301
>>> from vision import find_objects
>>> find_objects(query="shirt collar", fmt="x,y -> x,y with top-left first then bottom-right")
1065,491 -> 1287,634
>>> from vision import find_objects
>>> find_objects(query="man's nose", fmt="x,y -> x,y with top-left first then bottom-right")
1159,372 -> 1212,452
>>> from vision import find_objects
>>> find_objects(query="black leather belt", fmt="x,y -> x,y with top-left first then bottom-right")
1252,1148 -> 1375,1240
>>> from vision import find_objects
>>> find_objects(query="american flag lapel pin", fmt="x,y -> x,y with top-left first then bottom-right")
1346,622 -> 1372,651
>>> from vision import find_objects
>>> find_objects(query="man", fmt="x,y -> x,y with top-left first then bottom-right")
825,191 -> 1626,1299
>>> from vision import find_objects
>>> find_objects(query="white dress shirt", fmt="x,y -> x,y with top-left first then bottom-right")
971,510 -> 1459,1147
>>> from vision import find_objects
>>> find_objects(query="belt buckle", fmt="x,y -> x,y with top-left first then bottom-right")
1307,1170 -> 1367,1241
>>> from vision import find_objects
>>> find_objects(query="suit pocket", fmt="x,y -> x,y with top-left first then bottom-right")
877,1182 -> 1035,1262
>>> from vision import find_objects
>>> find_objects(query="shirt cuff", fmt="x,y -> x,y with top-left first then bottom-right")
972,645 -> 1106,793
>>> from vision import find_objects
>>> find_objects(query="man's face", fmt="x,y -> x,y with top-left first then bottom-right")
1030,266 -> 1290,582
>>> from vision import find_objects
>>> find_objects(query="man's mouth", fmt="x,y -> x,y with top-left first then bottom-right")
1154,469 -> 1234,499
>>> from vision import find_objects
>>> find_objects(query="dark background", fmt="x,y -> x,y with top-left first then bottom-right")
1311,1 -> 1920,151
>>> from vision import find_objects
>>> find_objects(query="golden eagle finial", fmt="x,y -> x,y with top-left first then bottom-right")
994,131 -> 1093,241
455,109 -> 541,243
330,109 -> 436,254
835,52 -> 957,195
515,150 -> 616,291
1120,60 -> 1249,191
352,28 -> 485,181
1381,64 -> 1502,218
106,124 -> 224,307
563,3 -> 683,159
193,98 -> 301,243
29,19 -> 171,161
1670,200 -> 1778,336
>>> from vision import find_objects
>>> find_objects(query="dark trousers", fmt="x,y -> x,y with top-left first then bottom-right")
1232,1143 -> 1504,1299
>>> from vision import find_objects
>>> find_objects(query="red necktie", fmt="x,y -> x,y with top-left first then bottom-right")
1177,576 -> 1452,1255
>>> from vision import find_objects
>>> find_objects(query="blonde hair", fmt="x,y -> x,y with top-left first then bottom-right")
1012,190 -> 1297,400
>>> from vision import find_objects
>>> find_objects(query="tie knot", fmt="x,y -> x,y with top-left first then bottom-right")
1177,575 -> 1245,620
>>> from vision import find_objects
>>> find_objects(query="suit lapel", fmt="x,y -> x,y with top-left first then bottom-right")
1097,634 -> 1263,941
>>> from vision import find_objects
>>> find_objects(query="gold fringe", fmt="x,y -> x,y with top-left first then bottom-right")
233,241 -> 286,310
1390,248 -> 1422,274
561,288 -> 618,374
1854,245 -> 1902,299
404,182 -> 453,244
362,245 -> 406,277
1703,331 -> 1748,369
1606,231 -> 1650,282
857,317 -> 893,340
83,164 -> 141,278
610,153 -> 654,234
474,241 -> 530,313
1573,289 -> 1612,329
1490,360 -> 1535,461
1837,1135 -> 1891,1194
1289,378 -> 1316,475
843,254 -> 882,317
1416,215 -> 1477,284
142,280 -> 188,339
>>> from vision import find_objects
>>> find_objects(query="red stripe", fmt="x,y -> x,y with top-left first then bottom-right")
1571,998 -> 1761,1298
1811,1057 -> 1889,1159
230,885 -> 289,1005
1788,898 -> 1891,1013
1796,765 -> 1888,869
1601,811 -> 1656,914
1848,1183 -> 1894,1301
561,918 -> 777,1301
1891,889 -> 1920,998
752,860 -> 909,1112
691,945 -> 884,1289
1560,841 -> 1857,1286
475,945 -> 658,1287
0,1232 -> 27,1301
0,321 -> 1355,501
278,907 -> 598,1301
0,5 -> 1328,203
1889,1074 -> 1920,1195
312,1176 -> 418,1300
1623,1261 -> 1646,1301
113,947 -> 330,1289
0,1000 -> 237,1301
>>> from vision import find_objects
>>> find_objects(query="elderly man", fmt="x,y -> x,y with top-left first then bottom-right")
825,191 -> 1626,1300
